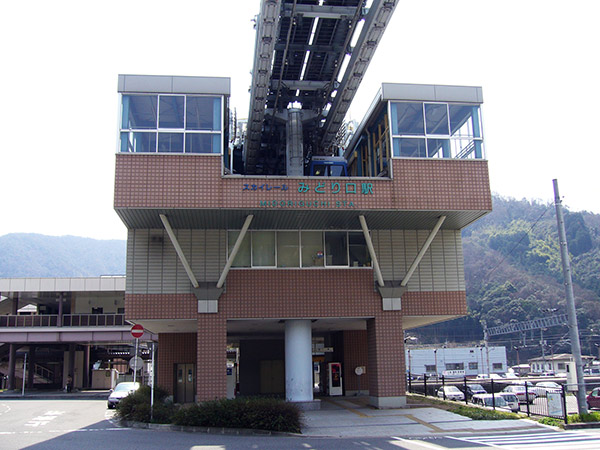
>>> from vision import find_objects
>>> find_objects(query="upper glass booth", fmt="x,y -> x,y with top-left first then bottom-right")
119,94 -> 223,154
345,83 -> 485,177
390,102 -> 483,159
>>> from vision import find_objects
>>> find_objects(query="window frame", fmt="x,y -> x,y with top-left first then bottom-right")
226,230 -> 372,269
119,93 -> 223,155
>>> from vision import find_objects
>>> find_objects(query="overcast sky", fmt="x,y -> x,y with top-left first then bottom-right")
1,0 -> 598,240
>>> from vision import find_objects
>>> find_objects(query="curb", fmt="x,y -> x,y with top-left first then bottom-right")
565,421 -> 600,430
121,420 -> 299,437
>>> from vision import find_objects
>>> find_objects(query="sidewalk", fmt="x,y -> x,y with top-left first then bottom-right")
301,397 -> 546,437
0,389 -> 548,438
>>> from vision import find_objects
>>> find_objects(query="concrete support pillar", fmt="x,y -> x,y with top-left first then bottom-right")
57,293 -> 64,327
285,319 -> 313,403
67,344 -> 76,391
11,295 -> 18,315
196,316 -> 227,401
83,345 -> 90,389
366,313 -> 406,408
7,344 -> 17,390
27,346 -> 36,388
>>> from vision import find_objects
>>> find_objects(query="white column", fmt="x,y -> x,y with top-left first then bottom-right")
285,319 -> 313,402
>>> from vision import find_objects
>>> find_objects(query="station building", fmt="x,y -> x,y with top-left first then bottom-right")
114,74 -> 491,408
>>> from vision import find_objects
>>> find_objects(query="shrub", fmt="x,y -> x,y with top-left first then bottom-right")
447,405 -> 519,420
172,397 -> 302,433
116,385 -> 176,424
567,412 -> 600,424
537,417 -> 565,428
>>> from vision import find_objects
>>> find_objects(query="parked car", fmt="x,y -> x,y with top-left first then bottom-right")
476,373 -> 503,380
463,383 -> 487,400
437,385 -> 465,401
472,393 -> 508,410
511,379 -> 534,387
502,384 -> 536,404
107,382 -> 140,409
533,381 -> 561,397
587,387 -> 600,410
497,392 -> 520,412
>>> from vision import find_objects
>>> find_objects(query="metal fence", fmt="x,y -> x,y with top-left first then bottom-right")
0,313 -> 125,327
406,372 -> 596,424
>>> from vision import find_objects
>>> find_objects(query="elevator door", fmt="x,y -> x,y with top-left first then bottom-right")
175,363 -> 195,403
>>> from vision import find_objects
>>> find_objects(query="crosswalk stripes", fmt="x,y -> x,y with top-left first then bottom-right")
448,431 -> 600,449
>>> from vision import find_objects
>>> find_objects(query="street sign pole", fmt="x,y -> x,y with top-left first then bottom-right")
150,342 -> 155,421
133,338 -> 139,384
130,324 -> 144,384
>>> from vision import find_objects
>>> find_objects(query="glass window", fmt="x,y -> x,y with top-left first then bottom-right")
121,95 -> 157,129
427,138 -> 450,158
425,103 -> 449,135
445,363 -> 464,371
185,133 -> 220,154
325,232 -> 348,266
393,138 -> 426,158
158,133 -> 183,153
228,231 -> 250,267
186,97 -> 221,131
425,365 -> 436,372
348,232 -> 370,267
277,231 -> 299,267
120,131 -> 156,153
252,231 -> 275,267
159,96 -> 184,128
492,363 -> 503,370
449,105 -> 481,138
301,231 -> 324,267
391,102 -> 424,135
469,362 -> 478,370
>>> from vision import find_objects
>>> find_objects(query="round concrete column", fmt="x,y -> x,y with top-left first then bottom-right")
285,319 -> 313,402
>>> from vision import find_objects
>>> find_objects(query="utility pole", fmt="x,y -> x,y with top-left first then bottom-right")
553,178 -> 587,414
482,320 -> 491,375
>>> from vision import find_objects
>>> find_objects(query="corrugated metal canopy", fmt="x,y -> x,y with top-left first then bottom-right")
115,208 -> 487,231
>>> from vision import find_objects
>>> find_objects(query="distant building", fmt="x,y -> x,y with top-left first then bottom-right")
406,346 -> 507,378
528,353 -> 595,374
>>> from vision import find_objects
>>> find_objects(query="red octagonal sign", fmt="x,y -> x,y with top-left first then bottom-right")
131,324 -> 144,339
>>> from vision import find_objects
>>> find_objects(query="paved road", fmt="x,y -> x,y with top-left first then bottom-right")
2,399 -> 600,450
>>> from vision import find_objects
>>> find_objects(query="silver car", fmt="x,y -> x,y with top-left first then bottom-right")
437,385 -> 465,401
107,382 -> 140,409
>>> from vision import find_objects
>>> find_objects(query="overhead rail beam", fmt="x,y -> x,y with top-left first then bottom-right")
487,314 -> 569,336
246,0 -> 282,173
283,4 -> 358,20
270,80 -> 332,91
401,216 -> 446,287
159,214 -> 199,289
321,0 -> 399,150
217,215 -> 254,289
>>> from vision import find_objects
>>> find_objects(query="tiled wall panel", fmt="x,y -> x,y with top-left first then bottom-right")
115,156 -> 491,211
156,333 -> 197,395
126,228 -> 465,295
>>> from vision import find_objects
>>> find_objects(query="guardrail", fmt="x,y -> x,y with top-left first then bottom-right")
0,314 -> 126,327
407,372 -> 575,424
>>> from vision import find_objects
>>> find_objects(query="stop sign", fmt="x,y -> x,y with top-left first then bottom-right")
131,324 -> 144,339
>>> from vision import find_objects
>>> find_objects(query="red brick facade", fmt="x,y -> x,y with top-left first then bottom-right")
157,333 -> 197,396
115,155 -> 491,212
117,151 -> 489,405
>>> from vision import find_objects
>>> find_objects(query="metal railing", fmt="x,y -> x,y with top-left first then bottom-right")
407,372 -> 578,424
0,314 -> 125,328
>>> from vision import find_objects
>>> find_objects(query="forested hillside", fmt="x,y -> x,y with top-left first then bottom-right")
415,196 -> 600,364
0,233 -> 126,277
